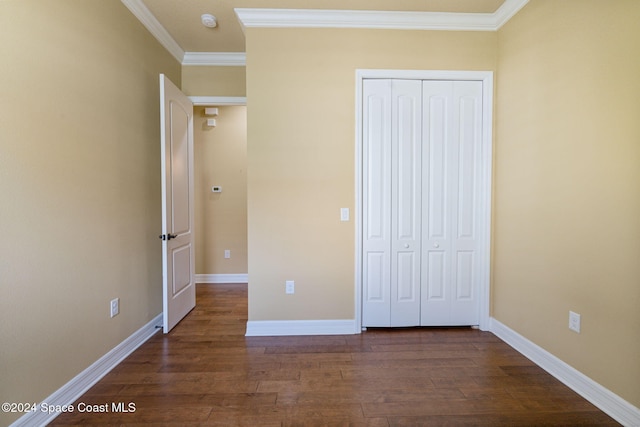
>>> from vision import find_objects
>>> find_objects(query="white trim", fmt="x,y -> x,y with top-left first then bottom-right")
120,0 -> 184,63
235,9 -> 495,31
355,69 -> 493,332
477,73 -> 494,332
356,69 -> 494,81
490,318 -> 640,427
235,1 -> 528,32
195,273 -> 248,284
183,52 -> 246,67
9,314 -> 162,427
246,319 -> 357,336
189,96 -> 247,106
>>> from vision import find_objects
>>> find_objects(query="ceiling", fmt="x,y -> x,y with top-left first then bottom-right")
136,0 -> 506,55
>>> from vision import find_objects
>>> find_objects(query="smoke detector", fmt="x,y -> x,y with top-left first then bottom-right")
201,14 -> 217,28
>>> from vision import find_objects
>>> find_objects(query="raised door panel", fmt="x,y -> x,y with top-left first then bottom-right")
426,251 -> 446,299
425,93 -> 449,242
169,101 -> 191,235
172,243 -> 192,295
456,91 -> 479,242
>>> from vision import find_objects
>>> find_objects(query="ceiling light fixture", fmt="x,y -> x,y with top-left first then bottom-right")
201,14 -> 217,28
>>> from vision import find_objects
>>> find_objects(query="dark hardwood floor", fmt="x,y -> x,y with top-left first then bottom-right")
50,284 -> 619,426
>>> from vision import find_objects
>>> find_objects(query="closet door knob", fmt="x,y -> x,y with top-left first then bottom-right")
433,243 -> 440,248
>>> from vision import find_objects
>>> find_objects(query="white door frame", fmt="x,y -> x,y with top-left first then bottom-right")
354,69 -> 494,332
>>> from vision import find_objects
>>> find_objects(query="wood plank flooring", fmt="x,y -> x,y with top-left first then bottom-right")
50,284 -> 620,426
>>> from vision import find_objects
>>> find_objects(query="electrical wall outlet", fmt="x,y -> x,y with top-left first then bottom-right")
285,280 -> 295,294
110,298 -> 120,318
224,250 -> 231,259
568,311 -> 581,333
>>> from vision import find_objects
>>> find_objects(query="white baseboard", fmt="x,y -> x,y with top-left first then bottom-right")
490,317 -> 640,427
246,319 -> 357,336
10,314 -> 163,427
195,273 -> 248,284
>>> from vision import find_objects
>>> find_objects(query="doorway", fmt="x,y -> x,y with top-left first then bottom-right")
192,104 -> 248,284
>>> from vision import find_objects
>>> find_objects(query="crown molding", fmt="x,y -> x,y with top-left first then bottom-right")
235,0 -> 529,32
121,0 -> 246,66
121,0 -> 185,63
121,0 -> 529,66
183,52 -> 247,66
235,9 -> 495,31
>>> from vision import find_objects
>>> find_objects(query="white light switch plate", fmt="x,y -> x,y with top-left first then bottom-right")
110,298 -> 119,318
569,311 -> 581,333
285,280 -> 295,294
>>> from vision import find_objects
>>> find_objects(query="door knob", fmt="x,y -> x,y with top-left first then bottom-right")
433,243 -> 440,248
403,244 -> 410,248
159,233 -> 178,241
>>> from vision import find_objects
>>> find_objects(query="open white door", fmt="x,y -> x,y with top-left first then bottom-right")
159,74 -> 195,333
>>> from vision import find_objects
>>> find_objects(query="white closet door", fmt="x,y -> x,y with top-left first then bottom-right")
362,79 -> 392,327
390,79 -> 422,326
363,78 -> 482,328
421,80 -> 482,326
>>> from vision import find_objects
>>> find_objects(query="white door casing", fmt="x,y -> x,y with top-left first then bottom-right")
160,74 -> 196,333
356,70 -> 493,331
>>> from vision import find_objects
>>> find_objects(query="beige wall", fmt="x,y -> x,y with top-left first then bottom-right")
0,1 -> 180,424
182,66 -> 246,97
245,28 -> 496,320
194,106 -> 248,275
495,0 -> 640,407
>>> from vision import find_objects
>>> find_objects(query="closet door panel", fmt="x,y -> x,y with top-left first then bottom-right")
421,80 -> 482,326
425,94 -> 448,242
457,95 -> 477,240
450,81 -> 482,325
390,80 -> 422,326
362,79 -> 392,327
421,81 -> 454,325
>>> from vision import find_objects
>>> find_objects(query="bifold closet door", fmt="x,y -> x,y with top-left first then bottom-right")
362,78 -> 482,328
421,80 -> 482,326
362,79 -> 422,327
